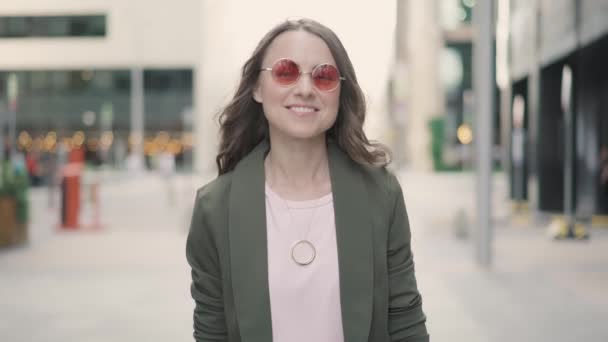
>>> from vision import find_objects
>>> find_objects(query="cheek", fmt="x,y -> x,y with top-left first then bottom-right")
262,80 -> 285,100
325,91 -> 341,115
323,94 -> 340,128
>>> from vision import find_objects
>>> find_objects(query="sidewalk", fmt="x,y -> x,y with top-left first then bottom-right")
399,171 -> 608,342
0,170 -> 606,341
0,171 -> 200,342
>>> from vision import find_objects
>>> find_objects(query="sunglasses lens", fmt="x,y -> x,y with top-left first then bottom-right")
271,59 -> 300,85
312,64 -> 341,91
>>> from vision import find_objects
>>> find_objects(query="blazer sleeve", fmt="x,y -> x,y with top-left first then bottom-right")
186,188 -> 228,341
386,173 -> 429,342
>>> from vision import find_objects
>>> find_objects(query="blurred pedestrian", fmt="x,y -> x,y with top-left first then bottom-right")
25,150 -> 42,186
126,147 -> 143,174
511,94 -> 526,210
157,148 -> 176,206
113,137 -> 127,169
40,150 -> 58,209
185,18 -> 428,342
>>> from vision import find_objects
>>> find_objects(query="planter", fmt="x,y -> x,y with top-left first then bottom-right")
1,159 -> 30,247
0,196 -> 17,247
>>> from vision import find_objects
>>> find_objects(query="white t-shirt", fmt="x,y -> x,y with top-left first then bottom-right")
265,184 -> 344,342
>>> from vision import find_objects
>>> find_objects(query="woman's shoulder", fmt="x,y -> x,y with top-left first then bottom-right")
194,172 -> 234,211
332,141 -> 400,196
352,164 -> 405,217
357,163 -> 402,197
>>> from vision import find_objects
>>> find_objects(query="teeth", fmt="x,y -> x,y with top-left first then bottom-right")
290,106 -> 315,113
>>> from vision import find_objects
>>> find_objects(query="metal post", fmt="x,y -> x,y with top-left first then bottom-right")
392,0 -> 409,168
7,73 -> 19,161
473,0 -> 495,267
130,68 -> 145,171
561,65 -> 577,237
8,105 -> 16,158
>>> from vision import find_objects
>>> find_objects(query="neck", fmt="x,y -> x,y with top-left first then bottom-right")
264,134 -> 331,198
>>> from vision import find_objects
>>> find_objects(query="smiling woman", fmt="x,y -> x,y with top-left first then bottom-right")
186,18 -> 428,342
215,19 -> 391,174
253,31 -> 342,143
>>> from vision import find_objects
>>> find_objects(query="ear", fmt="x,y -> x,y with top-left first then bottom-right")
252,83 -> 263,103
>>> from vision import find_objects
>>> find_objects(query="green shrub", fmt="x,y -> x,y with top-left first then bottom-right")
0,160 -> 29,223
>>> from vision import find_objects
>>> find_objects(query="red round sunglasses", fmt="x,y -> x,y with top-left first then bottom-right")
261,58 -> 346,92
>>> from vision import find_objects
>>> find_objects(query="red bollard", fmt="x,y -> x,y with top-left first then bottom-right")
60,163 -> 82,229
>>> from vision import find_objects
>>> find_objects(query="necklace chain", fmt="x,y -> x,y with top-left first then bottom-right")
282,198 -> 319,240
266,185 -> 322,265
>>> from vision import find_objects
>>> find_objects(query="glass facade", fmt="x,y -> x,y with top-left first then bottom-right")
0,70 -> 130,133
144,69 -> 193,132
0,15 -> 106,38
0,69 -> 193,169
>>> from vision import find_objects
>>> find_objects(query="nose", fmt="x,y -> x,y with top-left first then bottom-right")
293,72 -> 315,97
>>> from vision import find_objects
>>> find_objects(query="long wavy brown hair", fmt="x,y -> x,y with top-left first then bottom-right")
216,18 -> 391,175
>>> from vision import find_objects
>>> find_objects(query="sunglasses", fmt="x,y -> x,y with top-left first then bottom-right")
261,58 -> 346,92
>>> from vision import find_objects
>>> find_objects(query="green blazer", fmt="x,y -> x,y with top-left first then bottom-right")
186,140 -> 428,342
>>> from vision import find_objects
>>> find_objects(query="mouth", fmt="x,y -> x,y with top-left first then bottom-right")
285,105 -> 320,116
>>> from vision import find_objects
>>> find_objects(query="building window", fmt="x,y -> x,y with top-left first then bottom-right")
144,69 -> 193,91
0,15 -> 106,38
144,69 -> 194,131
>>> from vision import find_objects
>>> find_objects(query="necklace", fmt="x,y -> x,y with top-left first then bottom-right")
266,185 -> 321,266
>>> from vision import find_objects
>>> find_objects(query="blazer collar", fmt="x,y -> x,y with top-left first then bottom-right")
229,139 -> 373,342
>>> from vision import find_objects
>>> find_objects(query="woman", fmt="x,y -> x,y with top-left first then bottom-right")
186,18 -> 428,342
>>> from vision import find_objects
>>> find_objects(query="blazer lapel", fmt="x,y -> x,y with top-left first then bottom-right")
229,140 -> 273,341
328,143 -> 374,342
228,140 -> 374,342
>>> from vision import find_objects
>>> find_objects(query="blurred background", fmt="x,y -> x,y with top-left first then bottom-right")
0,0 -> 607,341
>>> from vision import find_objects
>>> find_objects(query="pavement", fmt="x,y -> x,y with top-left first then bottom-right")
0,169 -> 607,342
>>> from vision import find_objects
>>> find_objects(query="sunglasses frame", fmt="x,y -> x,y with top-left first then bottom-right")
261,58 -> 346,92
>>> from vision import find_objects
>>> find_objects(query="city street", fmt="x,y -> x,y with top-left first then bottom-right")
1,170 -> 607,341
2,1 -> 607,342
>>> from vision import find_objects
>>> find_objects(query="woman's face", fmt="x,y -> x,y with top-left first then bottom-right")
253,30 -> 341,142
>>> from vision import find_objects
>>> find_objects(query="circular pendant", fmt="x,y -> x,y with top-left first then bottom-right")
291,240 -> 316,265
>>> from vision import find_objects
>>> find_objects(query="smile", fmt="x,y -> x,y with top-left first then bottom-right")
286,105 -> 319,116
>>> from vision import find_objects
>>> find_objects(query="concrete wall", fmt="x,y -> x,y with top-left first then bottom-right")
0,0 -> 201,69
404,0 -> 444,171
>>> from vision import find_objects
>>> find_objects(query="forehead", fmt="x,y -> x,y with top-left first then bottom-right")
263,30 -> 336,67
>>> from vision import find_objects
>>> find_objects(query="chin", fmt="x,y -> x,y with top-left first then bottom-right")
287,130 -> 324,141
278,125 -> 326,141
268,118 -> 333,141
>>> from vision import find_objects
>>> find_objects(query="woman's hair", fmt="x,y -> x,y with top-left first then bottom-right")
216,18 -> 391,175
